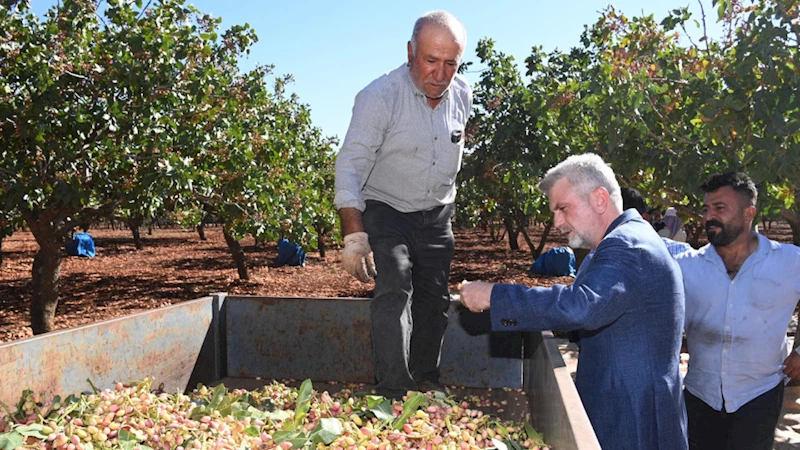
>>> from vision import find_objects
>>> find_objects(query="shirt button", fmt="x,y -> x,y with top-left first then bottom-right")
434,137 -> 438,140
432,162 -> 436,166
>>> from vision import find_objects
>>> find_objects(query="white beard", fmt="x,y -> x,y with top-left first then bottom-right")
568,233 -> 592,249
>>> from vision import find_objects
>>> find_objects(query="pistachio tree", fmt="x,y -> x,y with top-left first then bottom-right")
580,0 -> 799,243
0,0 -> 338,332
460,38 -> 564,257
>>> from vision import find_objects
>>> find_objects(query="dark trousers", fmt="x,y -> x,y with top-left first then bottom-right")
362,201 -> 455,399
685,381 -> 784,450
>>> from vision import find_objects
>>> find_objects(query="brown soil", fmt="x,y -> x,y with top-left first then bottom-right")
0,221 -> 794,343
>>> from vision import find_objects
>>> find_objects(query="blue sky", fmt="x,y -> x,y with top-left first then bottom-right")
31,0 -> 724,143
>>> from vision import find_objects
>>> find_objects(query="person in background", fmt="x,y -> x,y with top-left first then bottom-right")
677,171 -> 800,450
577,188 -> 691,276
460,153 -> 687,450
660,207 -> 687,242
622,188 -> 692,257
649,207 -> 666,232
333,10 -> 472,399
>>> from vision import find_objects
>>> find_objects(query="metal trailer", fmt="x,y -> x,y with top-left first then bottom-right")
0,294 -> 600,449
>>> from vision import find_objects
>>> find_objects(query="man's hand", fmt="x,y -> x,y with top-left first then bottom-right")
459,281 -> 495,313
784,351 -> 800,381
342,232 -> 377,282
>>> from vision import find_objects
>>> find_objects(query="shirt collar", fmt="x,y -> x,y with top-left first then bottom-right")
703,231 -> 772,267
603,209 -> 640,239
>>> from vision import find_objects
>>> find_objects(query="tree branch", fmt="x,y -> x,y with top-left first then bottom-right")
137,0 -> 154,20
637,90 -> 700,148
64,70 -> 89,80
697,0 -> 711,54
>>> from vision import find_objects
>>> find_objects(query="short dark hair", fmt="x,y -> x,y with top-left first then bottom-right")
700,172 -> 758,207
621,187 -> 647,214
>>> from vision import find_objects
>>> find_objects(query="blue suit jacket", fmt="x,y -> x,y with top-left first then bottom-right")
491,210 -> 688,450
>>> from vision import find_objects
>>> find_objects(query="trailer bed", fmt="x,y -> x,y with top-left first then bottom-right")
0,294 -> 600,449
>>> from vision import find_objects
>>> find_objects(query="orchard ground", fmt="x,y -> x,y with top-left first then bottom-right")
0,222 -> 798,448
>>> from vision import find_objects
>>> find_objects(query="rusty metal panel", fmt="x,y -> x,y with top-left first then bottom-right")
0,295 -> 222,406
526,331 -> 601,450
224,296 -> 374,383
439,304 -> 524,388
223,296 -> 523,388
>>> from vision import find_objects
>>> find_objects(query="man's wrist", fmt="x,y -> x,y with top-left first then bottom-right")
344,231 -> 369,245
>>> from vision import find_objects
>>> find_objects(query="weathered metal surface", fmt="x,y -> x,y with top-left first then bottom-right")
0,293 -> 599,450
223,296 -> 523,388
527,331 -> 601,450
439,304 -> 524,388
0,295 -> 223,406
224,296 -> 374,383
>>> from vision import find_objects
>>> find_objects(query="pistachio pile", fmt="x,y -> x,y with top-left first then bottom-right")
0,378 -> 550,450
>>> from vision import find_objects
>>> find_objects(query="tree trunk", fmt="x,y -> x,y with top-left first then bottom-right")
197,223 -> 207,241
318,235 -> 326,258
315,222 -> 327,258
523,219 -> 552,259
19,208 -> 69,335
30,233 -> 62,335
503,217 -> 520,251
132,226 -> 142,249
781,208 -> 800,247
126,217 -> 144,250
223,225 -> 249,280
487,220 -> 505,242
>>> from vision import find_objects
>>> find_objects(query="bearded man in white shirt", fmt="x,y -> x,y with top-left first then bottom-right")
677,171 -> 800,450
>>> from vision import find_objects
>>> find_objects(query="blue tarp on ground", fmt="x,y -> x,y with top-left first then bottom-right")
274,238 -> 306,267
529,246 -> 575,277
66,232 -> 96,258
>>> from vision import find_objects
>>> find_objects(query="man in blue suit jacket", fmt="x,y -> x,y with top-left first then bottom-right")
461,153 -> 687,450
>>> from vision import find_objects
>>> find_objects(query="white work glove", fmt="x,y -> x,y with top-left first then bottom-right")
342,232 -> 377,282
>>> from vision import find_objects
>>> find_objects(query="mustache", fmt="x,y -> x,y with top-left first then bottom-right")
705,219 -> 724,229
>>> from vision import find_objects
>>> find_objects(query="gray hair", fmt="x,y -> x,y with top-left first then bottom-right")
409,10 -> 466,57
538,153 -> 623,210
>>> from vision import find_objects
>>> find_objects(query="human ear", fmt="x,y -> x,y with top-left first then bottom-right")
744,205 -> 757,223
591,187 -> 609,212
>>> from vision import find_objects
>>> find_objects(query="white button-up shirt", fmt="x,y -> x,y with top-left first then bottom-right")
677,234 -> 800,412
334,64 -> 472,213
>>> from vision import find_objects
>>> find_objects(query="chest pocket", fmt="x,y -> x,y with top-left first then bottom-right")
434,139 -> 462,186
749,261 -> 789,310
433,108 -> 467,186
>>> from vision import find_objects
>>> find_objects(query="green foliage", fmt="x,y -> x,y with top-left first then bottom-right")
462,0 -> 798,244
586,0 -> 799,228
460,39 -> 558,253
0,0 -> 338,330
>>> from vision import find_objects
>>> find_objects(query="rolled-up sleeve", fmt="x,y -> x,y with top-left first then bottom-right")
334,90 -> 389,211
